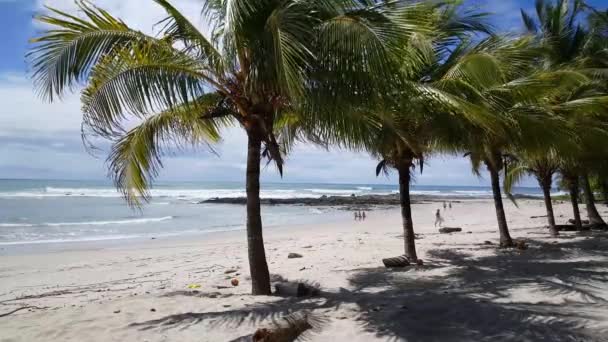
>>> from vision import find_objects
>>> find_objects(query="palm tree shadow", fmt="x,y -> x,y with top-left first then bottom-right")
346,232 -> 608,341
129,233 -> 608,341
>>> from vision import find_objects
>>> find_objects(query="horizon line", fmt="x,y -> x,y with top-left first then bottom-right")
0,177 -> 543,189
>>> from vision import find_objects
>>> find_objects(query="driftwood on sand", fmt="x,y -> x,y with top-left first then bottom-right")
229,311 -> 326,342
556,224 -> 607,231
438,227 -> 462,234
274,282 -> 319,297
382,255 -> 411,268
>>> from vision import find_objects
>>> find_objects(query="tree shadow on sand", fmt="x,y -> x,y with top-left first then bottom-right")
129,232 -> 608,341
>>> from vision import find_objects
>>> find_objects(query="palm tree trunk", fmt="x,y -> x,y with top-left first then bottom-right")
489,165 -> 513,247
246,134 -> 271,295
567,177 -> 583,231
582,174 -> 606,226
398,163 -> 417,261
539,176 -> 558,237
601,180 -> 608,206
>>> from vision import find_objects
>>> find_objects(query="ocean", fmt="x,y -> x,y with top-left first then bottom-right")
0,179 -> 556,246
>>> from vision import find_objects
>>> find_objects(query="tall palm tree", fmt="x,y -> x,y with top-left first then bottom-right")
435,36 -> 563,247
28,0 -> 426,294
308,3 -> 492,261
367,24 -> 494,260
521,0 -> 608,228
504,151 -> 561,236
560,165 -> 584,229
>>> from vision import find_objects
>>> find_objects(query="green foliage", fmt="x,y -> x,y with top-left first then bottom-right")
27,0 -> 608,208
29,0 -> 436,205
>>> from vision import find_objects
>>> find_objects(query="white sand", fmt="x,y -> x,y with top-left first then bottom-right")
1,199 -> 608,341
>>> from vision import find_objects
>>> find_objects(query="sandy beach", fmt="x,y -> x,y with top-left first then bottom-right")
1,199 -> 608,341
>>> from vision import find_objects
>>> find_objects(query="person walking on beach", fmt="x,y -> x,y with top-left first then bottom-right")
449,202 -> 452,210
362,211 -> 366,220
354,211 -> 359,221
443,201 -> 447,210
435,209 -> 444,227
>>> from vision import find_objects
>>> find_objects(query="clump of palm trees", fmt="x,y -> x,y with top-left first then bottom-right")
29,0 -> 608,295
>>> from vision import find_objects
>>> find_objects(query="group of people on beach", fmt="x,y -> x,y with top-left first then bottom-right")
354,211 -> 367,221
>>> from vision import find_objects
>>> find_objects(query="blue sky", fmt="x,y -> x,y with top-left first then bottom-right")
0,0 -> 604,186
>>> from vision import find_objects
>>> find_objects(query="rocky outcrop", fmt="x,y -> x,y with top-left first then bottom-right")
199,194 -> 446,207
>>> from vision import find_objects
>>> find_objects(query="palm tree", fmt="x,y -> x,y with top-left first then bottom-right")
369,106 -> 471,261
515,0 -> 608,231
560,166 -> 584,230
434,36 -> 562,247
368,21 -> 493,260
505,151 -> 561,236
309,3 -> 492,261
28,0 -> 425,294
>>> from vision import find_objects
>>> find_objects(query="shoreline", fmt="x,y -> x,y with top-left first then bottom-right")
0,197 -> 525,253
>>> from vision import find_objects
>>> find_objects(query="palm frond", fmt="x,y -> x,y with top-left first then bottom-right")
28,0 -> 156,101
108,97 -> 231,206
153,0 -> 224,74
81,43 -> 215,137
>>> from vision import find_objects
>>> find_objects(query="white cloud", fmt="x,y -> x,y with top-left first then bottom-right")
0,73 -> 82,135
35,0 -> 209,34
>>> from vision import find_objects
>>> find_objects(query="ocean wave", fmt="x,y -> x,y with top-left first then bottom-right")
0,216 -> 174,228
306,189 -> 361,195
0,187 -> 310,200
0,185 -> 552,200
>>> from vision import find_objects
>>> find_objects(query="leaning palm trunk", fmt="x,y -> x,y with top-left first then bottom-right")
246,134 -> 271,295
566,176 -> 583,230
537,175 -> 558,237
602,181 -> 608,206
581,174 -> 607,227
397,162 -> 417,261
488,164 -> 513,246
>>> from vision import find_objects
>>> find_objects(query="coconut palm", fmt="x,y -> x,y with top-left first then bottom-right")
433,36 -> 565,247
506,71 -> 608,232
504,150 -> 562,236
501,0 -> 608,233
28,0 -> 428,294
306,3 -> 493,261
366,25 -> 495,260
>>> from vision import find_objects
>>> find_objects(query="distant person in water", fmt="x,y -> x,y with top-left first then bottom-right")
435,209 -> 444,227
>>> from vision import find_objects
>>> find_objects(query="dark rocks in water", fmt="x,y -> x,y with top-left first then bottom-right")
288,253 -> 303,259
201,194 -> 402,206
438,227 -> 462,234
569,219 -> 590,225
